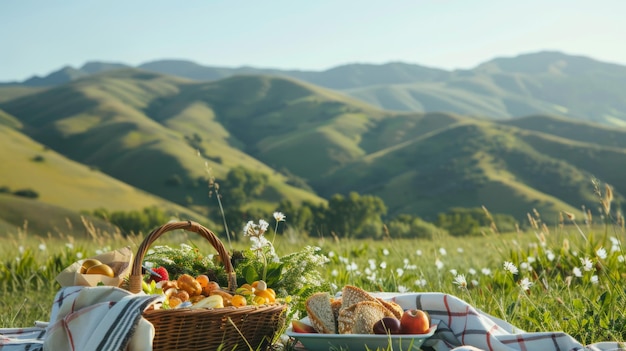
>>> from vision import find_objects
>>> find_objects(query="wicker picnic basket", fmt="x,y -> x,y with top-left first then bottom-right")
128,220 -> 287,351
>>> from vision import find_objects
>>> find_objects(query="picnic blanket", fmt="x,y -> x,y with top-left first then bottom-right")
0,286 -> 163,351
385,292 -> 626,351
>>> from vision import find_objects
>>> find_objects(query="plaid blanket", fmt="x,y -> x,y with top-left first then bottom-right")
0,286 -> 163,351
388,292 -> 626,351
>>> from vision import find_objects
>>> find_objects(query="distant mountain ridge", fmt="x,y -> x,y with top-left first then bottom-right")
1,68 -> 624,231
4,51 -> 626,127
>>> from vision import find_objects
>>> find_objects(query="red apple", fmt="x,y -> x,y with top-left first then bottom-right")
372,317 -> 402,334
292,320 -> 318,333
400,309 -> 430,334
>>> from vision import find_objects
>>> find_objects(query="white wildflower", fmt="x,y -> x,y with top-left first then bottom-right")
273,212 -> 286,222
503,261 -> 518,274
573,267 -> 582,278
581,257 -> 594,271
519,278 -> 533,291
453,274 -> 467,289
596,247 -> 607,260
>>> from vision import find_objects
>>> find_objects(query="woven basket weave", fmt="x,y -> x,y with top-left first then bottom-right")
128,221 -> 287,351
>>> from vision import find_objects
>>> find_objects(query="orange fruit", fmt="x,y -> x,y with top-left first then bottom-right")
196,275 -> 210,288
231,294 -> 247,307
85,263 -> 115,277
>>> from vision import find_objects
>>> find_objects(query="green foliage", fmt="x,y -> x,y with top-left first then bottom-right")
89,206 -> 171,235
322,192 -> 387,239
435,207 -> 517,236
12,188 -> 39,199
386,214 -> 443,239
220,166 -> 269,207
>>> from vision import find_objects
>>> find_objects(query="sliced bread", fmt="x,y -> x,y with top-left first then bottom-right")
338,300 -> 395,334
340,285 -> 378,310
305,292 -> 337,333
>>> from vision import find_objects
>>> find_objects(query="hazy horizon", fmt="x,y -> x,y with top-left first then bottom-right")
3,0 -> 626,81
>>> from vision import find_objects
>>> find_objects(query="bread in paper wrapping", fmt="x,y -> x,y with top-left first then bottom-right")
55,246 -> 133,287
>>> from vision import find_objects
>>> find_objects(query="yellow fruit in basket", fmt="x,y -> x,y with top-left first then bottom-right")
80,259 -> 103,274
169,296 -> 183,308
196,274 -> 210,288
85,263 -> 115,277
231,294 -> 247,307
191,295 -> 224,309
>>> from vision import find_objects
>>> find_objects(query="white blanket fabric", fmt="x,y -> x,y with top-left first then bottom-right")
0,286 -> 163,351
387,292 -> 626,351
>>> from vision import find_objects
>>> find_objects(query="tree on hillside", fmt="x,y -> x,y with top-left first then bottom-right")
322,192 -> 387,238
220,166 -> 269,207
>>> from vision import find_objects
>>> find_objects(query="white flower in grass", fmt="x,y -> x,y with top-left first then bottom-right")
65,243 -> 74,249
416,249 -> 423,256
439,248 -> 447,255
414,278 -> 427,287
481,268 -> 492,276
382,249 -> 389,256
581,257 -> 594,271
328,251 -> 335,258
18,246 -> 24,254
331,269 -> 338,277
346,262 -> 358,272
618,255 -> 625,263
457,247 -> 464,253
396,268 -> 404,277
590,275 -> 599,284
546,250 -> 555,262
379,262 -> 387,269
471,279 -> 479,287
38,243 -> 46,251
251,235 -> 270,249
449,269 -> 458,276
503,261 -> 518,275
368,259 -> 376,270
76,252 -> 84,259
397,285 -> 409,293
468,268 -> 477,275
453,274 -> 467,289
520,262 -> 532,272
527,256 -> 536,263
435,258 -> 444,270
596,247 -> 607,260
573,267 -> 582,277
519,278 -> 533,291
273,212 -> 286,222
259,219 -> 269,231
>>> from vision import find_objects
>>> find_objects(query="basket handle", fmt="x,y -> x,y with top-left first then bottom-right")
128,220 -> 237,294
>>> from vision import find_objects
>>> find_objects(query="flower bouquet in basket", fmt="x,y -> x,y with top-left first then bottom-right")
140,212 -> 330,321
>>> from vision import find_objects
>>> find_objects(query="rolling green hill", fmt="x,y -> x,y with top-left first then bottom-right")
1,69 -> 624,227
0,70 -> 325,217
11,51 -> 626,127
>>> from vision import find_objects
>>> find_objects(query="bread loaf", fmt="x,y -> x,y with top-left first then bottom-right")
305,292 -> 337,333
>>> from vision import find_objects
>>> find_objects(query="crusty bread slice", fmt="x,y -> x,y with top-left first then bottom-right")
377,298 -> 404,319
338,301 -> 395,334
340,285 -> 379,310
331,298 -> 342,325
305,292 -> 337,333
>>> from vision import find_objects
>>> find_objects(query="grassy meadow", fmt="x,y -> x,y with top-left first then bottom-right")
1,208 -> 625,348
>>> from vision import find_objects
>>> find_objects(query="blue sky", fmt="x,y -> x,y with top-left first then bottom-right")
2,0 -> 625,81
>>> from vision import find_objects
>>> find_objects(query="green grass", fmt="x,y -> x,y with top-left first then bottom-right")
1,214 -> 625,349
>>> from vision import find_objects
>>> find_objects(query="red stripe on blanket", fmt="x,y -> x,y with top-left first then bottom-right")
486,324 -> 498,351
63,319 -> 76,351
443,294 -> 453,327
518,334 -> 527,351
